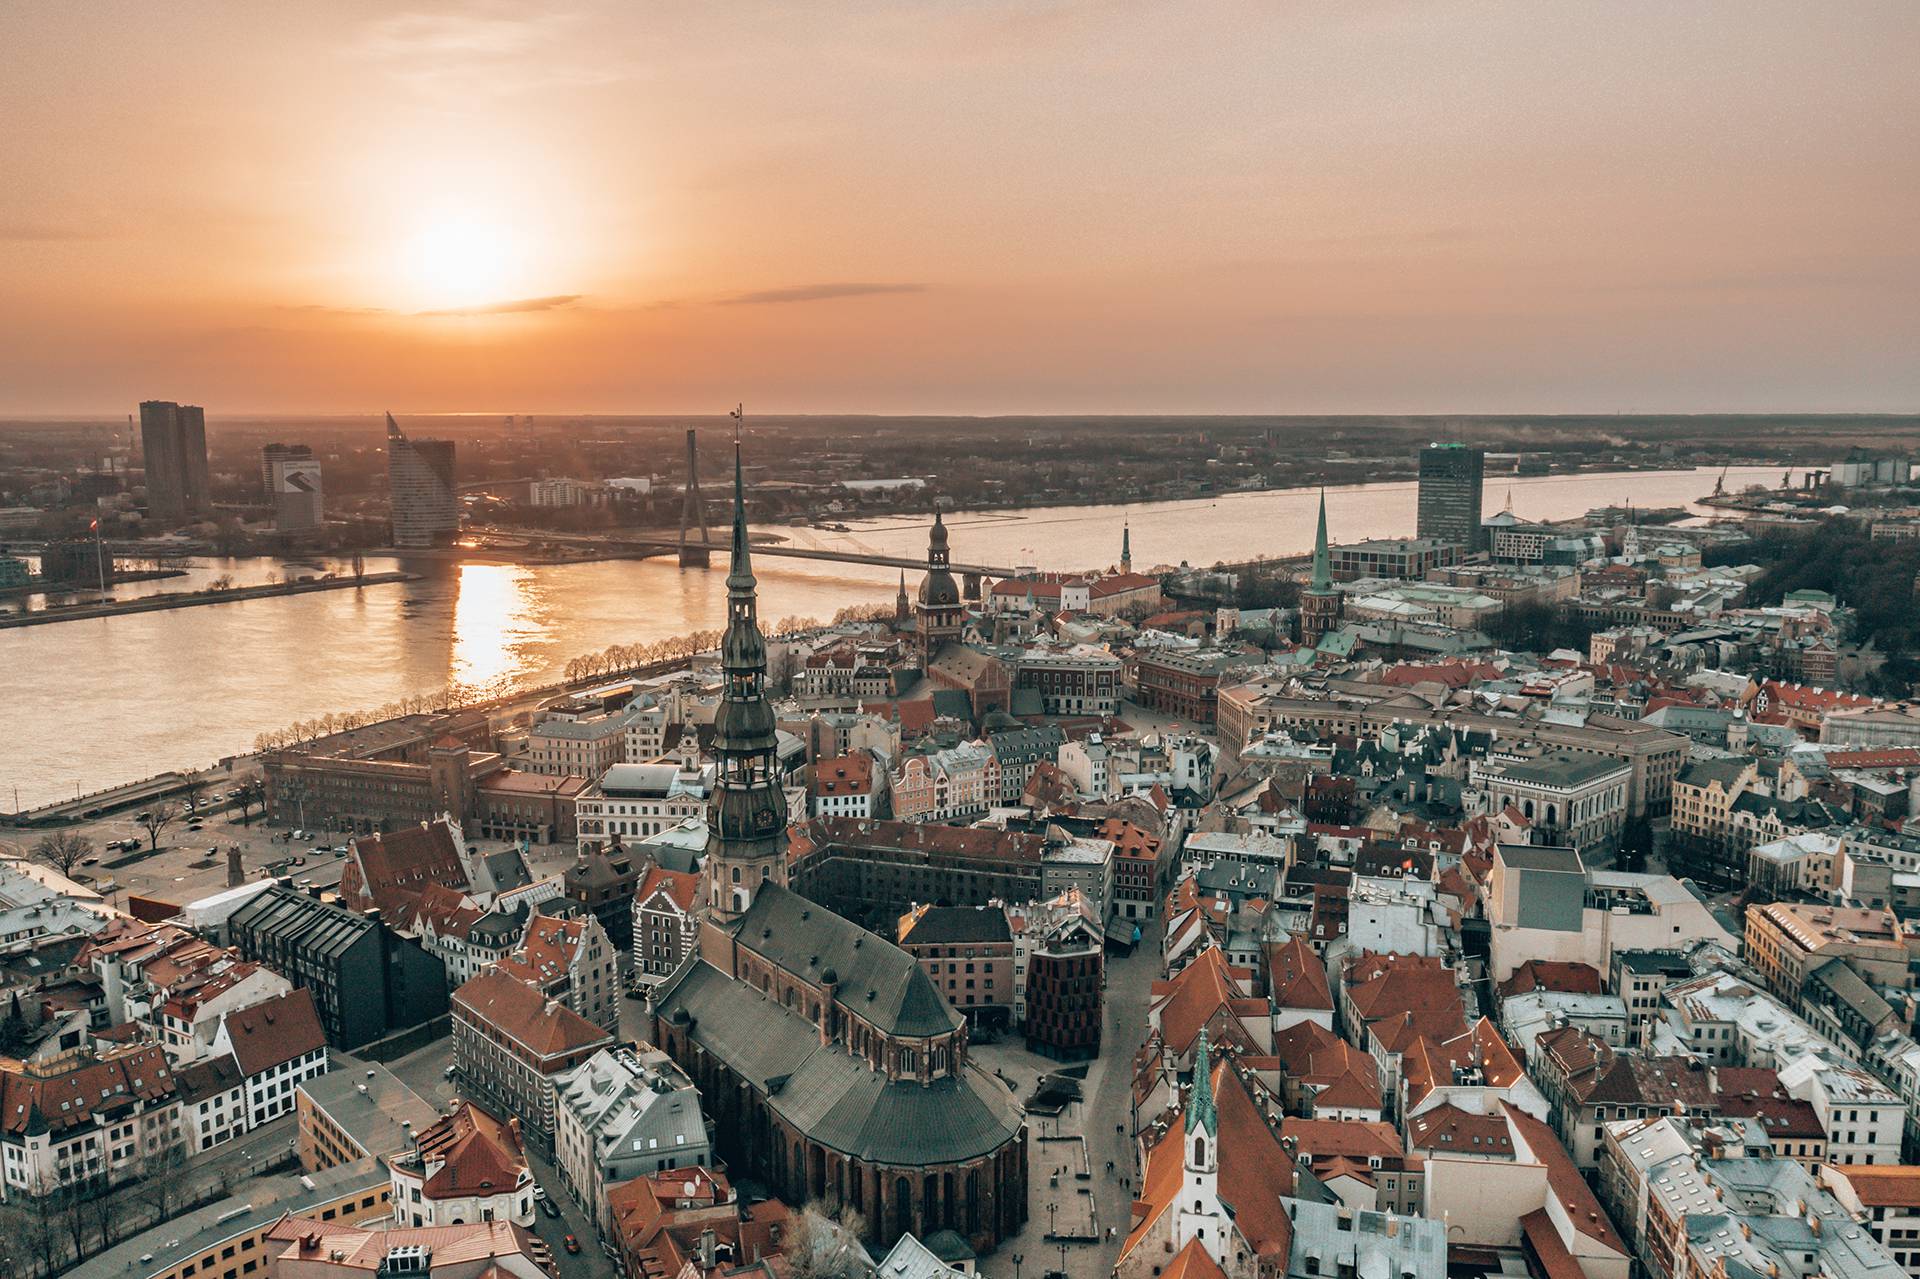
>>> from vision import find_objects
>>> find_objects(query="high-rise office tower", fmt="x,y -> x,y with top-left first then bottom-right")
260,442 -> 313,496
139,400 -> 211,522
1416,443 -> 1485,551
266,451 -> 324,533
385,413 -> 458,548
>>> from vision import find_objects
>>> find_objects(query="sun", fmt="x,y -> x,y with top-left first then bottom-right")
400,215 -> 523,311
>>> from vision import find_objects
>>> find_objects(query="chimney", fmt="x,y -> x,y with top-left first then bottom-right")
698,1228 -> 718,1270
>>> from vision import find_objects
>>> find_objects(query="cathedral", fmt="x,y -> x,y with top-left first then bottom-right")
1300,490 -> 1343,648
652,432 -> 1027,1251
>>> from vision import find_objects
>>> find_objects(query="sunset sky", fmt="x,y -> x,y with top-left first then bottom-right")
3,1 -> 1916,416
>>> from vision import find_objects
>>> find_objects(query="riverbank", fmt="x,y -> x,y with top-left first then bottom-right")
0,570 -> 419,629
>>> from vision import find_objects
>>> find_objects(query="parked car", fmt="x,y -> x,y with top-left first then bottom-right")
539,1198 -> 560,1220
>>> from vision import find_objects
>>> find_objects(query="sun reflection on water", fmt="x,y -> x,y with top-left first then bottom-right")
449,563 -> 543,694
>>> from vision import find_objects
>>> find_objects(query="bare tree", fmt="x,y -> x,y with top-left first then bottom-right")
30,830 -> 94,878
179,768 -> 208,813
136,802 -> 178,852
232,778 -> 264,825
784,1201 -> 872,1279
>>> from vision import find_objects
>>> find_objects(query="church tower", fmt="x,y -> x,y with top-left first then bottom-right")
704,412 -> 788,926
1175,1028 -> 1224,1256
894,571 -> 910,624
1120,520 -> 1133,574
915,512 -> 963,664
1300,490 -> 1343,648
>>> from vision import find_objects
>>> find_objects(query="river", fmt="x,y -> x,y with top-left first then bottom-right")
1,465 -> 1776,808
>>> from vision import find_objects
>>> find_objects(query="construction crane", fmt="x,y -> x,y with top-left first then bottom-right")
1712,465 -> 1728,497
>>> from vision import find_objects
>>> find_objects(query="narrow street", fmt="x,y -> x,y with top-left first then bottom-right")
981,915 -> 1162,1279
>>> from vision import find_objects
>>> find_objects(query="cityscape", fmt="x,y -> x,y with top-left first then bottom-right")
5,7 -> 1920,1279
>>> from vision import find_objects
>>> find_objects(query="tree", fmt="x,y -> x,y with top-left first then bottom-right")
232,778 -> 264,825
207,574 -> 235,592
30,830 -> 94,879
0,992 -> 34,1055
136,802 -> 178,852
179,768 -> 207,813
784,1201 -> 872,1279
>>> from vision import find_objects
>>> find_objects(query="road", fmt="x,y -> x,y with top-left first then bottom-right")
977,916 -> 1162,1279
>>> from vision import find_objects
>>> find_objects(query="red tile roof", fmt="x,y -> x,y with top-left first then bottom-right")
452,970 -> 614,1063
1266,935 -> 1333,1011
220,987 -> 326,1078
341,820 -> 468,920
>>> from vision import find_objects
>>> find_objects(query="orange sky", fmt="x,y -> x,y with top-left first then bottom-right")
2,2 -> 1916,415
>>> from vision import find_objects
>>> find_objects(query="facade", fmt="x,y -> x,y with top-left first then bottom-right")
1470,751 -> 1632,858
267,450 -> 324,533
139,399 -> 210,523
1744,903 -> 1913,1008
500,912 -> 621,1032
811,750 -> 887,818
897,904 -> 1016,1026
0,1042 -> 184,1200
552,1045 -> 709,1235
449,969 -> 616,1150
1415,443 -> 1485,551
989,724 -> 1066,804
386,411 -> 459,547
788,818 -> 1047,921
563,840 -> 642,953
524,709 -> 631,778
1328,537 -> 1460,582
388,1100 -> 535,1228
1012,645 -> 1121,716
633,862 -> 703,979
893,741 -> 1001,823
651,885 -> 1028,1252
1134,649 -> 1247,725
227,885 -> 449,1050
576,761 -> 711,844
208,986 -> 330,1128
1023,909 -> 1103,1059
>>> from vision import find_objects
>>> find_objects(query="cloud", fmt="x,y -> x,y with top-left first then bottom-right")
416,293 -> 584,316
718,283 -> 929,306
349,7 -> 626,98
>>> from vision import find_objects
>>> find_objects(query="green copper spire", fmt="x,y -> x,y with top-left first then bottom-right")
1310,489 -> 1332,594
1186,1027 -> 1218,1136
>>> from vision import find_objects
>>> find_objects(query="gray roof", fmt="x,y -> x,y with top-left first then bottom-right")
1481,750 -> 1630,788
656,959 -> 1021,1167
1495,843 -> 1585,874
295,1055 -> 441,1160
230,883 -> 374,959
734,884 -> 959,1038
898,906 -> 1012,947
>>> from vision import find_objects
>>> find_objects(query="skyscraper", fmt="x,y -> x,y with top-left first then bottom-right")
703,421 -> 789,925
385,413 -> 458,548
267,452 -> 324,533
138,400 -> 210,523
1416,443 -> 1485,551
260,442 -> 312,496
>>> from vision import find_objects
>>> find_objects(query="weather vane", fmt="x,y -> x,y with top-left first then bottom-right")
730,403 -> 743,443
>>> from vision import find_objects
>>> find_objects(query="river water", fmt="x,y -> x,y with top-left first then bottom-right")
2,465 -> 1775,808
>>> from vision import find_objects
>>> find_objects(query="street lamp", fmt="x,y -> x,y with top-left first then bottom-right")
1013,1254 -> 1023,1279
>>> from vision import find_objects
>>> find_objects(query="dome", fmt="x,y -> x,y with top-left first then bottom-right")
917,569 -> 961,607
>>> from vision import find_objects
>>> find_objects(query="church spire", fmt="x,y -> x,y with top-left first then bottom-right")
1310,489 -> 1332,594
726,404 -> 754,598
1187,1027 -> 1218,1136
1121,520 -> 1133,573
706,404 -> 787,925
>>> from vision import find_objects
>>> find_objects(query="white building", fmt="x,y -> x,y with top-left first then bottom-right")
552,1046 -> 709,1236
575,761 -> 714,847
389,1100 -> 536,1228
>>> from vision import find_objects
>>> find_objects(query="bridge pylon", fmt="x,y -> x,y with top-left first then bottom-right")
678,427 -> 710,566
